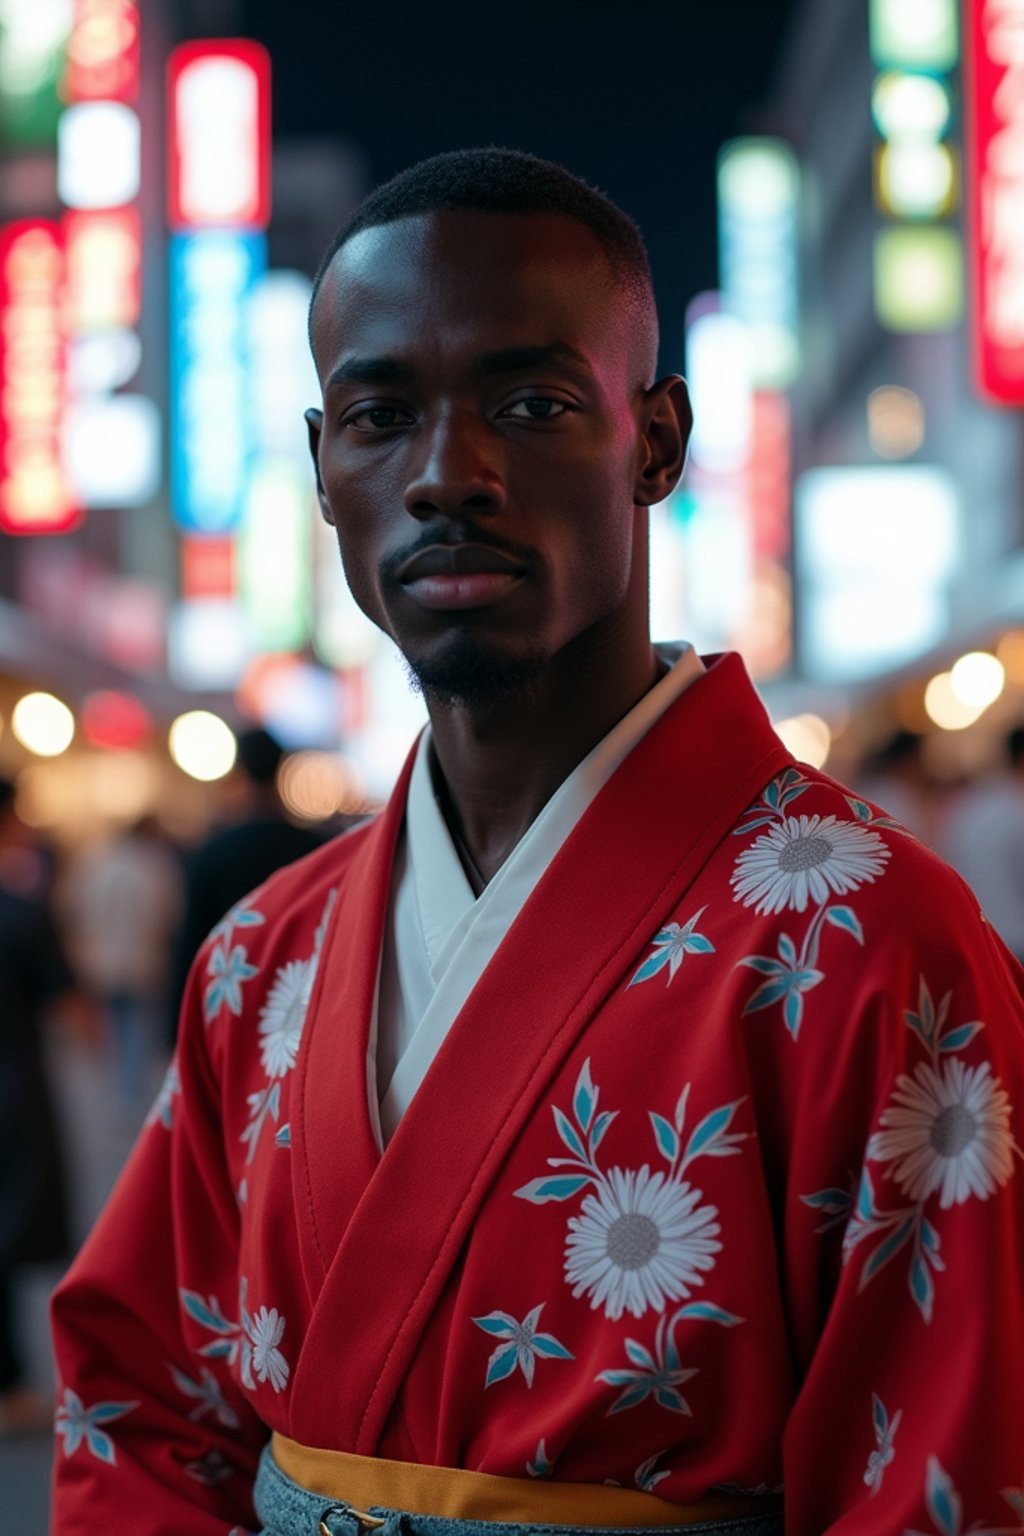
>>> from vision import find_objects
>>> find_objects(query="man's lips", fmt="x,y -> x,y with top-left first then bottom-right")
396,543 -> 526,581
396,543 -> 527,612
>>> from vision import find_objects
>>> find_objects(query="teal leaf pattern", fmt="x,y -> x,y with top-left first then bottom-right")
863,1392 -> 901,1493
526,1439 -> 553,1478
844,976 -> 1015,1324
596,1301 -> 741,1417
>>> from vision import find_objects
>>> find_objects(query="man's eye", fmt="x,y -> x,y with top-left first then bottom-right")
345,406 -> 412,431
503,397 -> 569,420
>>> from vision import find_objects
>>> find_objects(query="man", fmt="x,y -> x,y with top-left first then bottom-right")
51,150 -> 1024,1536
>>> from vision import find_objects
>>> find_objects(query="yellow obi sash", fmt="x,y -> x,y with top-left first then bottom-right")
271,1432 -> 778,1530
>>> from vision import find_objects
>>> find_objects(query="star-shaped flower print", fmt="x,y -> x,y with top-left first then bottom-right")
204,942 -> 259,1023
472,1304 -> 574,1389
629,907 -> 715,988
55,1388 -> 138,1465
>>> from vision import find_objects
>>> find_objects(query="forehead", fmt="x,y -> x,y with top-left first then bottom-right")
310,210 -> 628,380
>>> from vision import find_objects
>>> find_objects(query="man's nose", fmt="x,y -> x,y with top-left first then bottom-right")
403,409 -> 506,519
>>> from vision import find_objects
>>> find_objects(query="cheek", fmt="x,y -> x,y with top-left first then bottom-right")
329,513 -> 387,629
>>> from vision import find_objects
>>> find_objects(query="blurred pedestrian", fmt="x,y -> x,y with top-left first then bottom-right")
0,779 -> 85,1433
171,729 -> 326,1007
62,816 -> 184,1118
941,725 -> 1024,962
854,728 -> 937,846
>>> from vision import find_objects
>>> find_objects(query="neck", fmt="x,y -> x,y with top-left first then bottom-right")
426,620 -> 661,890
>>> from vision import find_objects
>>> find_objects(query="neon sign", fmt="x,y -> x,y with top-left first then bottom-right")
167,40 -> 271,229
66,0 -> 139,103
0,221 -> 79,534
965,0 -> 1024,401
718,139 -> 801,389
169,230 -> 266,532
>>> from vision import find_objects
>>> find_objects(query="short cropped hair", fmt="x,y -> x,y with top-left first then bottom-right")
309,147 -> 659,381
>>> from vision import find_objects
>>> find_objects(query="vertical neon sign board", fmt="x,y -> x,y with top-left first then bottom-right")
965,0 -> 1024,402
169,230 -> 266,532
0,221 -> 80,534
167,40 -> 271,229
66,0 -> 140,102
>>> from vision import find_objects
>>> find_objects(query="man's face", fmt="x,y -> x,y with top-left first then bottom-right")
307,210 -> 656,707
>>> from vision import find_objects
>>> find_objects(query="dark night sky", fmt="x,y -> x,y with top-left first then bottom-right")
237,0 -> 802,372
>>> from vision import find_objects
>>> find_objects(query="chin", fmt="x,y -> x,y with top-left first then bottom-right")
402,632 -> 548,711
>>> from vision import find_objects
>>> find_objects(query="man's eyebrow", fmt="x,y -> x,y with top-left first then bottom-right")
474,344 -> 593,376
325,357 -> 414,389
324,343 -> 594,392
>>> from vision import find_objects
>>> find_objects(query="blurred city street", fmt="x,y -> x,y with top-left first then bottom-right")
0,1016 -> 155,1534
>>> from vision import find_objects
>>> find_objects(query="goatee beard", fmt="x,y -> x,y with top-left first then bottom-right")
402,635 -> 547,711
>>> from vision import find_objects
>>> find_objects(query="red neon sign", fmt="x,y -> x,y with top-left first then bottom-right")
66,0 -> 140,103
181,536 -> 236,599
0,222 -> 80,535
167,40 -> 271,230
965,0 -> 1024,402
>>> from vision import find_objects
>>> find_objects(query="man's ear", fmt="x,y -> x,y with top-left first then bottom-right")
305,407 -> 335,526
633,376 -> 693,508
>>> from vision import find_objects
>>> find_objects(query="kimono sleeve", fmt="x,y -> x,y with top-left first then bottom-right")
50,944 -> 266,1535
782,897 -> 1024,1535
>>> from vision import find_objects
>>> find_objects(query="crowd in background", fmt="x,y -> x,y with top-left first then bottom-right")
1,719 -> 1023,1435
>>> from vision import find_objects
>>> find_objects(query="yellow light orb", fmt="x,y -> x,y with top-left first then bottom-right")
168,710 -> 237,782
923,672 -> 985,731
11,691 -> 75,756
949,651 -> 1005,710
277,751 -> 365,821
773,713 -> 832,769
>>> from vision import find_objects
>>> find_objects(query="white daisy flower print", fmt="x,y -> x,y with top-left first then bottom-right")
565,1166 -> 720,1321
258,957 -> 316,1078
247,1306 -> 289,1392
868,1058 -> 1015,1208
732,814 -> 889,915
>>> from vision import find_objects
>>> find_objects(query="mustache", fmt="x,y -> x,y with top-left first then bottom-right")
379,525 -> 540,585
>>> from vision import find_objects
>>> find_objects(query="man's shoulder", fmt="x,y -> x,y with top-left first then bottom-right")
727,761 -> 988,940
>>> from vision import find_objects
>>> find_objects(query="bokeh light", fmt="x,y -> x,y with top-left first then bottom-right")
168,709 -> 237,781
996,630 -> 1024,687
12,690 -> 75,756
923,672 -> 985,731
872,70 -> 951,139
773,713 -> 832,768
867,385 -> 925,458
277,750 -> 365,821
80,689 -> 152,749
949,651 -> 1005,710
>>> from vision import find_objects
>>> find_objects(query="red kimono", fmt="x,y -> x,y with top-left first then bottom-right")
51,654 -> 1024,1535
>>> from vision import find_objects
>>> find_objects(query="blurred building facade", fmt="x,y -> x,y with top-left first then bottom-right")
0,1 -> 380,847
740,0 -> 1024,788
1,0 -> 1023,847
